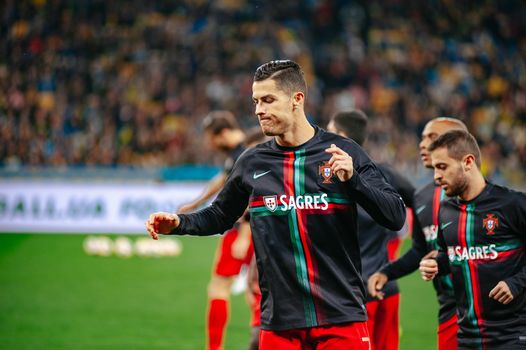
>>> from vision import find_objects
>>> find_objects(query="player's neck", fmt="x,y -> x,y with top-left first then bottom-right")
275,116 -> 315,147
459,171 -> 486,201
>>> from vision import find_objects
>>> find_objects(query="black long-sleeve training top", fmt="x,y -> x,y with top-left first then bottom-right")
436,183 -> 526,350
380,181 -> 457,324
171,126 -> 406,330
358,163 -> 415,301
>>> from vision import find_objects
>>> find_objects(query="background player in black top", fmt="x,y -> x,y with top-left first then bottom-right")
328,109 -> 415,350
178,111 -> 253,350
420,130 -> 526,350
146,60 -> 406,349
368,117 -> 468,350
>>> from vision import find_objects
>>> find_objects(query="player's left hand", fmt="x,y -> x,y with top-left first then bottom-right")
419,258 -> 438,281
489,281 -> 514,304
325,144 -> 354,181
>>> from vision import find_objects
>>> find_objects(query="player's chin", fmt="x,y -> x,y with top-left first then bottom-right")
443,186 -> 456,197
260,125 -> 277,136
422,158 -> 432,168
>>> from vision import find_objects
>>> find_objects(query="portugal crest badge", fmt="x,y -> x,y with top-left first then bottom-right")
318,161 -> 334,184
483,213 -> 499,235
263,195 -> 278,212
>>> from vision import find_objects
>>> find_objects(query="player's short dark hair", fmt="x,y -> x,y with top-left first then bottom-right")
254,60 -> 307,96
428,130 -> 481,167
330,110 -> 369,146
202,111 -> 239,135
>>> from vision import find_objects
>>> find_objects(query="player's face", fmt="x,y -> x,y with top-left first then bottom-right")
419,121 -> 457,168
431,147 -> 469,197
252,79 -> 295,137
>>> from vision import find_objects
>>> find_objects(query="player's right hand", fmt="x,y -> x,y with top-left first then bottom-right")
419,258 -> 438,281
145,212 -> 180,240
368,272 -> 388,300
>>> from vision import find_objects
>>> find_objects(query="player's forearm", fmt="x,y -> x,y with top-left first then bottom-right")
171,204 -> 239,236
349,171 -> 406,231
504,268 -> 526,297
381,247 -> 422,280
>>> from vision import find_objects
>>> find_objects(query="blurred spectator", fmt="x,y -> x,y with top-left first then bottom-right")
0,0 -> 525,188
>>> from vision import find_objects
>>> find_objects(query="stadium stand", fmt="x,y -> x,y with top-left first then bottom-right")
1,0 -> 525,188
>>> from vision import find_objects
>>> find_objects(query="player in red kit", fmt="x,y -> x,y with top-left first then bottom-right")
179,111 -> 253,350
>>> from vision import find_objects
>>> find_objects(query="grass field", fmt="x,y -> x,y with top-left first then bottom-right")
0,234 -> 438,350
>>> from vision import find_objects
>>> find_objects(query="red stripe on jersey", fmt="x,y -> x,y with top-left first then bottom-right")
301,203 -> 351,215
458,204 -> 467,248
432,186 -> 442,226
284,152 -> 295,197
297,211 -> 325,322
475,247 -> 524,265
249,198 -> 265,207
463,204 -> 487,350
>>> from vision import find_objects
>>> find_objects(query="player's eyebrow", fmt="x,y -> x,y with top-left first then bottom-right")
422,131 -> 437,138
253,94 -> 277,101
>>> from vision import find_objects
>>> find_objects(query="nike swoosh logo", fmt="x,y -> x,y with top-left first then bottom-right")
416,205 -> 426,215
441,221 -> 454,230
253,170 -> 271,179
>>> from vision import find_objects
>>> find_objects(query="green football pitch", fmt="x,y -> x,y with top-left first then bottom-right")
0,234 -> 438,350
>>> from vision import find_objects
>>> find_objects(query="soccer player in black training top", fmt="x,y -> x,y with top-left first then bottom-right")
419,130 -> 526,350
328,110 -> 415,350
368,117 -> 468,350
146,60 -> 406,350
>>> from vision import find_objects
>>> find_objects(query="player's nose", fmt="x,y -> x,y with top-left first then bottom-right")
255,102 -> 265,117
433,171 -> 442,183
419,139 -> 427,151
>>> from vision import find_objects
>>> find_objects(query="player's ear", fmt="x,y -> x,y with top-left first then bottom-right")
292,91 -> 304,106
462,154 -> 476,171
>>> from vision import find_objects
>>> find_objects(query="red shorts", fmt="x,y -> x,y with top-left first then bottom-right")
214,228 -> 254,277
366,293 -> 400,350
437,314 -> 458,350
260,322 -> 370,350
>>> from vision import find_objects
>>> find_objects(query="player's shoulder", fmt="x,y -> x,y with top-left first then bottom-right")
487,182 -> 526,204
236,139 -> 273,160
376,163 -> 398,181
321,128 -> 357,146
415,181 -> 437,197
415,181 -> 437,198
319,128 -> 362,154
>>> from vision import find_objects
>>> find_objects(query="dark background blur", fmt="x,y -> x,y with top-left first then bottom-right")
1,0 -> 525,188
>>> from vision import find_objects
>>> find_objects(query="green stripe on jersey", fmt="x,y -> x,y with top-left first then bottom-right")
249,206 -> 289,217
463,203 -> 483,349
289,150 -> 318,327
494,239 -> 523,252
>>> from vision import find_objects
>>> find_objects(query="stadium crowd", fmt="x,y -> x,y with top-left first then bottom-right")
1,0 -> 525,187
